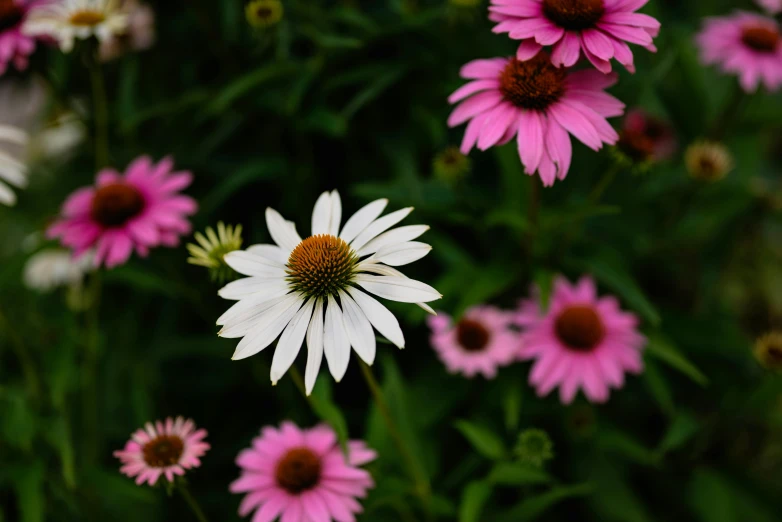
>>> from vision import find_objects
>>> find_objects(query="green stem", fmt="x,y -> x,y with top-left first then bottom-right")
526,176 -> 541,257
359,361 -> 432,516
288,365 -> 313,404
87,53 -> 110,169
82,272 -> 102,465
178,482 -> 211,522
588,162 -> 621,203
0,308 -> 40,402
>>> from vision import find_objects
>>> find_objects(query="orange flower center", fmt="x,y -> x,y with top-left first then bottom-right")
275,447 -> 322,494
542,0 -> 605,31
68,10 -> 106,27
499,54 -> 566,111
456,318 -> 491,352
142,435 -> 185,468
286,234 -> 358,298
741,25 -> 780,53
0,0 -> 24,32
90,183 -> 145,227
554,305 -> 605,351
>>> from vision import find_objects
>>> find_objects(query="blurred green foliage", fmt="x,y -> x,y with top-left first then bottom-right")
2,0 -> 782,521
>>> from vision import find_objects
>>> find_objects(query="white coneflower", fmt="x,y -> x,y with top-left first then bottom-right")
22,0 -> 128,52
187,222 -> 244,283
218,190 -> 441,393
23,248 -> 93,292
0,124 -> 28,206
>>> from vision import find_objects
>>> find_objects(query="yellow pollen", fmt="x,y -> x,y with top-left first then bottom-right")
68,10 -> 106,27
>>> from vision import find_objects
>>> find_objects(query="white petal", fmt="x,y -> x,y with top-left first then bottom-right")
328,190 -> 342,237
311,191 -> 332,236
231,294 -> 305,360
358,264 -> 439,314
350,207 -> 414,252
220,292 -> 296,338
355,274 -> 442,303
369,242 -> 432,267
266,208 -> 301,252
270,299 -> 315,384
217,289 -> 291,328
346,287 -> 405,349
356,225 -> 430,257
417,303 -> 437,315
246,244 -> 288,265
224,251 -> 286,277
305,299 -> 325,395
0,182 -> 16,206
339,290 -> 376,365
339,198 -> 388,244
0,125 -> 28,145
218,277 -> 290,300
323,296 -> 350,382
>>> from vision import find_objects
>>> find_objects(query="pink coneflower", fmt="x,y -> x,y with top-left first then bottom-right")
696,12 -> 782,93
756,0 -> 782,15
427,305 -> 521,378
114,416 -> 210,486
0,0 -> 46,76
489,0 -> 661,73
47,156 -> 197,268
230,422 -> 377,522
519,275 -> 646,404
616,108 -> 676,163
448,53 -> 624,185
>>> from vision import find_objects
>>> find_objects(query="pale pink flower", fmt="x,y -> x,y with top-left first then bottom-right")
230,422 -> 377,522
756,0 -> 782,15
519,275 -> 646,404
428,305 -> 521,378
99,0 -> 155,61
489,0 -> 661,73
113,416 -> 210,486
448,53 -> 624,185
0,0 -> 47,76
696,11 -> 782,93
47,156 -> 197,268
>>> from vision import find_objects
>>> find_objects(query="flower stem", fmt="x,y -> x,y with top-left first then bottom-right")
526,176 -> 541,256
358,361 -> 432,516
87,50 -> 110,169
178,482 -> 211,522
0,308 -> 40,402
589,162 -> 622,203
288,365 -> 312,404
82,272 -> 102,466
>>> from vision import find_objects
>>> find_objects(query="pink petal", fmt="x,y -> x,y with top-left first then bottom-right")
551,31 -> 581,67
448,91 -> 504,127
516,110 -> 545,174
516,39 -> 543,60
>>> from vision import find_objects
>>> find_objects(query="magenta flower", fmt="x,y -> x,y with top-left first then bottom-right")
428,305 -> 521,378
448,53 -> 624,185
756,0 -> 782,15
489,0 -> 660,73
519,276 -> 646,404
114,416 -> 210,486
696,12 -> 782,93
230,422 -> 377,522
48,156 -> 197,268
0,0 -> 46,76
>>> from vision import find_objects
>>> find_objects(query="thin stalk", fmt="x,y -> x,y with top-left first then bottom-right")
87,53 -> 110,169
0,308 -> 40,401
178,482 -> 211,522
526,176 -> 541,256
82,272 -> 102,465
359,361 -> 432,515
588,162 -> 622,203
288,365 -> 313,406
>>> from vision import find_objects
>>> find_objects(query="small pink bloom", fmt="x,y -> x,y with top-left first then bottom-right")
756,0 -> 782,15
448,53 -> 624,186
231,421 -> 377,522
616,108 -> 676,162
519,275 -> 646,404
428,305 -> 521,378
99,0 -> 155,62
695,11 -> 782,93
489,0 -> 661,73
113,416 -> 210,486
47,156 -> 197,269
0,0 -> 47,76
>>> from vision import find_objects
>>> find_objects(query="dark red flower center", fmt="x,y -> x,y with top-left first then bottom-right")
142,435 -> 185,468
275,447 -> 322,494
499,54 -> 566,111
617,131 -> 656,162
90,182 -> 145,227
542,0 -> 605,31
741,25 -> 780,53
0,0 -> 24,32
456,318 -> 491,352
555,305 -> 605,351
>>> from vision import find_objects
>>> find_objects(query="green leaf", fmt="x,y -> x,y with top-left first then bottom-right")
503,381 -> 523,433
309,377 -> 350,454
459,480 -> 493,522
43,416 -> 76,489
646,333 -> 709,387
454,420 -> 507,460
642,358 -> 676,416
342,66 -> 408,119
656,412 -> 699,456
498,483 -> 592,521
689,470 -> 736,522
454,264 -> 519,317
488,463 -> 552,486
10,461 -> 44,522
1,390 -> 36,451
596,428 -> 659,467
209,62 -> 301,113
198,158 -> 285,216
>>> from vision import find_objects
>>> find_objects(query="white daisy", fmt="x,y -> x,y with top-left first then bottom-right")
22,0 -> 128,52
218,190 -> 441,393
23,248 -> 94,292
0,124 -> 28,207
